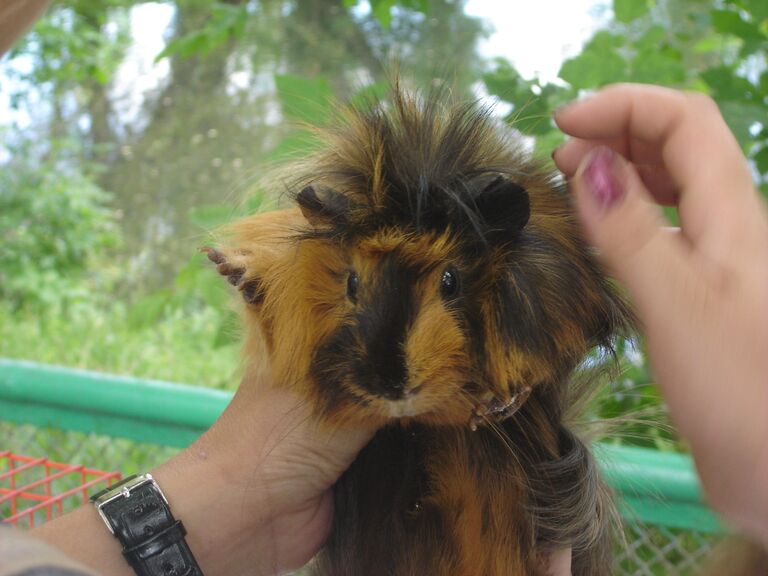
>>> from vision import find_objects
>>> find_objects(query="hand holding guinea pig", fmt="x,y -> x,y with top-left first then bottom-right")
554,84 -> 768,546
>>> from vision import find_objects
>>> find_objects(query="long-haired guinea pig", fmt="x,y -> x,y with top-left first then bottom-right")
206,84 -> 636,575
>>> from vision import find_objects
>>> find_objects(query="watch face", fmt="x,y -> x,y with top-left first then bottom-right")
89,473 -> 139,503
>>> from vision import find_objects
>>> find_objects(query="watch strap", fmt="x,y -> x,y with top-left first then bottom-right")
91,475 -> 204,576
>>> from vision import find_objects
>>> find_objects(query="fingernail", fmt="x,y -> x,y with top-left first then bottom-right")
552,103 -> 572,125
582,147 -> 625,211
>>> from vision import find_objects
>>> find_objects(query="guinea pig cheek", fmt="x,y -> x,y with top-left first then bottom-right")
400,299 -> 474,424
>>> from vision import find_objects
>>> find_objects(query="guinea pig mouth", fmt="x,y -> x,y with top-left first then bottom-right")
371,383 -> 425,418
386,393 -> 423,418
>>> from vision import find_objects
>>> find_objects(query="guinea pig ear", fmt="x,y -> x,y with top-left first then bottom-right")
296,185 -> 350,229
472,175 -> 530,243
201,247 -> 264,306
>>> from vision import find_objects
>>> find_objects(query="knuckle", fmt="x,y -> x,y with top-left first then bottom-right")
685,91 -> 721,117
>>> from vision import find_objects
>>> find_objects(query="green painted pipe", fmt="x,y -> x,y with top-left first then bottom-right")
596,443 -> 703,503
0,359 -> 231,430
0,358 -> 724,532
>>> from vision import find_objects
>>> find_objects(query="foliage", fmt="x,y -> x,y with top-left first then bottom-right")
6,1 -> 131,93
0,141 -> 121,310
155,2 -> 248,61
485,0 -> 768,193
0,301 -> 240,389
344,0 -> 429,29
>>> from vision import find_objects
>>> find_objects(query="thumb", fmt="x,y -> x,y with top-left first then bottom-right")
570,146 -> 691,318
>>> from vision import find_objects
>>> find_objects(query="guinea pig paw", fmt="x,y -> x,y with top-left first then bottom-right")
469,386 -> 532,431
201,247 -> 245,286
201,247 -> 263,305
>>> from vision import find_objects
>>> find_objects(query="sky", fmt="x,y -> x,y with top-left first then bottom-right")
466,0 -> 609,82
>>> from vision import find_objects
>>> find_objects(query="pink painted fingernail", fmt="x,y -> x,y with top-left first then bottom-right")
583,147 -> 625,211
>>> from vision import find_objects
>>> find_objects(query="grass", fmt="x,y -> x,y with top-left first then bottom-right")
0,301 -> 241,389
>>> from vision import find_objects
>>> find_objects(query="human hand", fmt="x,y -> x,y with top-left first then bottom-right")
552,84 -> 768,544
31,368 -> 376,576
153,367 -> 378,575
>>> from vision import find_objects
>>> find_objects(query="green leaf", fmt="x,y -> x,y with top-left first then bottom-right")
588,30 -> 625,51
400,0 -> 429,12
156,32 -> 211,61
506,97 -> 552,136
274,74 -> 334,126
559,49 -> 627,90
614,0 -> 651,23
629,47 -> 685,85
482,59 -> 523,100
634,25 -> 666,51
533,130 -> 566,160
711,9 -> 765,41
742,0 -> 768,24
719,101 -> 764,147
558,32 -> 628,90
701,66 -> 756,101
371,0 -> 394,28
754,146 -> 768,175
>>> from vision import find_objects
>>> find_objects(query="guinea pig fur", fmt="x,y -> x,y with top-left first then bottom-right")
208,84 -> 636,576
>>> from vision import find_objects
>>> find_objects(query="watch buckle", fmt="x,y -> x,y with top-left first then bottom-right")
90,473 -> 168,535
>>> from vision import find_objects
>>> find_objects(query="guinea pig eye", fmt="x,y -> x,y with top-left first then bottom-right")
440,268 -> 460,299
347,271 -> 360,303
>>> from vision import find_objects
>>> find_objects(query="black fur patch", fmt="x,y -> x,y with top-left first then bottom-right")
310,253 -> 418,404
293,95 -> 533,247
353,254 -> 416,399
297,185 -> 350,228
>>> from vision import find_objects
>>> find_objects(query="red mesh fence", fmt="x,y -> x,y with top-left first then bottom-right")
0,450 -> 121,528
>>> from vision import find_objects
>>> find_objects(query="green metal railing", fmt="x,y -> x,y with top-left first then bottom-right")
0,358 -> 724,573
0,359 -> 229,448
0,358 -> 722,533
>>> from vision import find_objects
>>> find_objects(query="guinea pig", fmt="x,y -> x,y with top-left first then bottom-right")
207,83 -> 635,575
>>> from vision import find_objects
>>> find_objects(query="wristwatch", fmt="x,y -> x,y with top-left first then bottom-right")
90,473 -> 204,576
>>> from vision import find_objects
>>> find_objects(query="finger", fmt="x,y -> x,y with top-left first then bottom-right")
545,547 -> 572,576
0,0 -> 49,56
571,146 -> 694,322
555,84 -> 753,247
553,138 -> 621,175
554,138 -> 679,206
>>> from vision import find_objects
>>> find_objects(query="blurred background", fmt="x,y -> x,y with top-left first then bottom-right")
1,0 -> 767,451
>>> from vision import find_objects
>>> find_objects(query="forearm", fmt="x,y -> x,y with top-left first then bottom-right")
28,382 -> 370,576
28,437 -> 254,575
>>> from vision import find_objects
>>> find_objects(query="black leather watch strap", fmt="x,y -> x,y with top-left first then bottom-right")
90,474 -> 204,576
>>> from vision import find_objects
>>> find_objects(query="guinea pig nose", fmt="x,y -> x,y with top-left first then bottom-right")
378,379 -> 406,400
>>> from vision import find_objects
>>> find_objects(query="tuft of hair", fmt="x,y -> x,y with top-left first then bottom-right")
291,80 -> 535,246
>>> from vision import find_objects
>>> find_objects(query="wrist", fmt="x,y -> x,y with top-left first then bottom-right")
149,383 -> 348,575
149,424 -> 284,575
